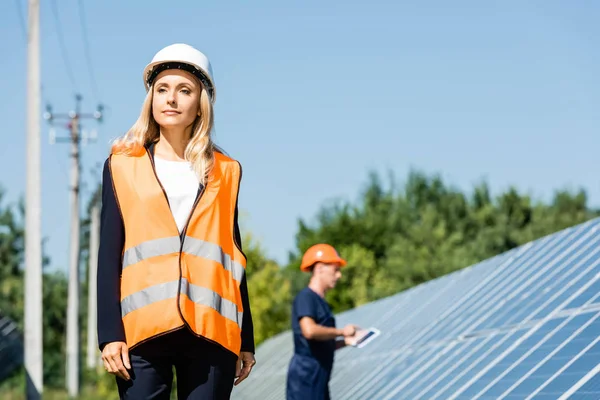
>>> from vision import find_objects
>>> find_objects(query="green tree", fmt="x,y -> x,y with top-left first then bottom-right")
0,188 -> 69,392
286,170 -> 600,317
0,189 -> 25,330
243,230 -> 291,346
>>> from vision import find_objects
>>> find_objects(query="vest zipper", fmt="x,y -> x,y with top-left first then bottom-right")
179,184 -> 204,242
176,184 -> 204,332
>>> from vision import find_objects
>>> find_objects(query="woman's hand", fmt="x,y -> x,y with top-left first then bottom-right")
101,341 -> 131,381
234,351 -> 256,386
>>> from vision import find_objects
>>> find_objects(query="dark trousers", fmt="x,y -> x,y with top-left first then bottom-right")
116,328 -> 237,400
286,355 -> 331,400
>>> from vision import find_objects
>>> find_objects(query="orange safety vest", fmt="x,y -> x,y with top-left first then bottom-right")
109,147 -> 247,356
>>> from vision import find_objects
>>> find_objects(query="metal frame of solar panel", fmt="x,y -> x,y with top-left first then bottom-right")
0,312 -> 23,383
232,218 -> 600,400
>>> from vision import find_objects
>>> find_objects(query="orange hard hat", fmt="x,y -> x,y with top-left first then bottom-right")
300,243 -> 347,272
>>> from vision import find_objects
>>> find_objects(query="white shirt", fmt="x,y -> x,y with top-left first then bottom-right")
154,157 -> 200,233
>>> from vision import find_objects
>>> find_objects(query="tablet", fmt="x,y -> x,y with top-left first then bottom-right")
353,327 -> 381,349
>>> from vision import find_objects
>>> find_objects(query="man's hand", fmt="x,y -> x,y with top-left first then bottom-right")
101,341 -> 131,381
342,324 -> 358,337
344,334 -> 357,347
234,351 -> 256,386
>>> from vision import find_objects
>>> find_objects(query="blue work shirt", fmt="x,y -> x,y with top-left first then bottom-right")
291,287 -> 336,372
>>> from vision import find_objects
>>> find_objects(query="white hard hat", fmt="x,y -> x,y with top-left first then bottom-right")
143,43 -> 216,103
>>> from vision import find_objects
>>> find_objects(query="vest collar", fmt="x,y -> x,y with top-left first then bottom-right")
146,141 -> 157,157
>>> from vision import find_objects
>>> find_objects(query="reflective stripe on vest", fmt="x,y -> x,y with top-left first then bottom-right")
122,235 -> 245,282
110,149 -> 246,355
121,278 -> 243,326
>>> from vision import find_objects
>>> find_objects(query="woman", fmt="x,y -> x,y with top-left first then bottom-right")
97,43 -> 256,399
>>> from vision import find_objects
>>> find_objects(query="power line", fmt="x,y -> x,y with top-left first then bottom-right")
76,0 -> 101,102
50,0 -> 78,92
14,0 -> 27,41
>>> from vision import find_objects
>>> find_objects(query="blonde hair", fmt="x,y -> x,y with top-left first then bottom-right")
111,80 -> 216,186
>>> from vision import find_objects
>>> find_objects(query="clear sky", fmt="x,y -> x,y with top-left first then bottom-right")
2,0 -> 599,273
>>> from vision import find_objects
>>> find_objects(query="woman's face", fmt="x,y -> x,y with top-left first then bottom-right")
152,69 -> 201,131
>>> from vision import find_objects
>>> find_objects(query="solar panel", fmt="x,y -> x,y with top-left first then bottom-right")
232,218 -> 600,400
0,313 -> 23,383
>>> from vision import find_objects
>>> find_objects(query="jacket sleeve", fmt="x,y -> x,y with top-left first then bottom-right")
235,207 -> 256,354
97,157 -> 126,350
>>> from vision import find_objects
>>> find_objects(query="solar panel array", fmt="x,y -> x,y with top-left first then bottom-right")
232,217 -> 600,399
0,313 -> 23,383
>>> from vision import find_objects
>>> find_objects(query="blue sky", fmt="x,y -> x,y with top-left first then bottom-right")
2,0 -> 599,273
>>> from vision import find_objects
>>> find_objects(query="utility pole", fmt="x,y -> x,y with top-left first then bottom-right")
24,0 -> 43,398
86,202 -> 100,369
45,96 -> 102,397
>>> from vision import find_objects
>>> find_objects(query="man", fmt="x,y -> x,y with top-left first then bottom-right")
286,243 -> 359,400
